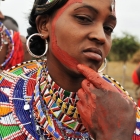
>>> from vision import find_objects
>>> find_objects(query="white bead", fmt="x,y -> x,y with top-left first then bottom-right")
24,103 -> 30,110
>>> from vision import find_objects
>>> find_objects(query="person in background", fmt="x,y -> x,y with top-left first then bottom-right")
2,15 -> 19,31
132,63 -> 140,107
0,0 -> 139,140
0,9 -> 32,70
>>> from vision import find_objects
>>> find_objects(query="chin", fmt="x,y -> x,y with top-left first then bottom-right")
80,62 -> 99,72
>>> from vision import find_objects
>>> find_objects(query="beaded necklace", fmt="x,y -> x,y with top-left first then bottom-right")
1,59 -> 139,140
33,61 -> 92,140
0,22 -> 14,69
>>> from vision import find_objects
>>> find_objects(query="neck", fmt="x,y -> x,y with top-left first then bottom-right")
47,54 -> 84,92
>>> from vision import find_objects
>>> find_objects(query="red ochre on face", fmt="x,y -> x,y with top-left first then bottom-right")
51,0 -> 82,71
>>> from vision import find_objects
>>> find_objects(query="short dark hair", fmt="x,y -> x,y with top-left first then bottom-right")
2,15 -> 19,28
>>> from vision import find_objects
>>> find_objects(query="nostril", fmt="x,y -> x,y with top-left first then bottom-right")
92,38 -> 105,45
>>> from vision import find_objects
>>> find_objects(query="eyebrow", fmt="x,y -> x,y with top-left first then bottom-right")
74,4 -> 117,22
74,5 -> 98,14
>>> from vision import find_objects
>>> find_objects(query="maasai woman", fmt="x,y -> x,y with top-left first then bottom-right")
0,0 -> 139,139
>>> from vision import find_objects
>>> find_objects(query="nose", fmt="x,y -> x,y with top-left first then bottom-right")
88,24 -> 106,45
0,11 -> 4,20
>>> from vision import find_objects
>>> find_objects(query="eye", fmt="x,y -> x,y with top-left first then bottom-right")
104,26 -> 114,35
75,15 -> 92,24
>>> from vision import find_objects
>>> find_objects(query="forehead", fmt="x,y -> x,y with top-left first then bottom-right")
59,0 -> 114,15
83,0 -> 112,5
82,0 -> 112,11
59,0 -> 114,17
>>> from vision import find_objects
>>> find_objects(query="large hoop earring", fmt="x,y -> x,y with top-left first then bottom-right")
26,33 -> 48,58
98,58 -> 107,73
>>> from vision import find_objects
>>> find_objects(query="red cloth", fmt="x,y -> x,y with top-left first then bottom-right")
138,99 -> 140,107
132,65 -> 140,107
132,70 -> 140,85
4,32 -> 24,70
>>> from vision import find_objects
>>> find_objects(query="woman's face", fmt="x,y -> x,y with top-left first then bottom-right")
48,0 -> 116,72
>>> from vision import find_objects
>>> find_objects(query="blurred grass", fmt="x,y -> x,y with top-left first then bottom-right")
103,61 -> 138,102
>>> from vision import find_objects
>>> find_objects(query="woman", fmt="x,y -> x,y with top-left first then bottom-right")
0,0 -> 139,139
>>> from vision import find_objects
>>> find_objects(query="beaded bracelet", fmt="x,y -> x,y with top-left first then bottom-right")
0,22 -> 14,69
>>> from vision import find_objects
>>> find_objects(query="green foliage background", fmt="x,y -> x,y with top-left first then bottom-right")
108,32 -> 140,63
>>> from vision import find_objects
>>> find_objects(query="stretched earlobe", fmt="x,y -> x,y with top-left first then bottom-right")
36,15 -> 50,39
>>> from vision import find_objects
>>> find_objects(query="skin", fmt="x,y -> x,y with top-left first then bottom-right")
36,0 -> 136,139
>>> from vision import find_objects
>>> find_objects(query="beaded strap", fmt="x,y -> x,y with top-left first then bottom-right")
0,22 -> 14,69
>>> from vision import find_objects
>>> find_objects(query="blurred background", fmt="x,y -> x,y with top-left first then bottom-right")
1,0 -> 140,102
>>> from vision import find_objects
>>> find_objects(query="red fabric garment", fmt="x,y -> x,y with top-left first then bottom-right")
137,99 -> 140,107
132,64 -> 140,108
132,134 -> 140,140
4,31 -> 24,70
132,69 -> 140,85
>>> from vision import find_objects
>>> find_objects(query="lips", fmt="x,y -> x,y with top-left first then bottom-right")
83,48 -> 102,61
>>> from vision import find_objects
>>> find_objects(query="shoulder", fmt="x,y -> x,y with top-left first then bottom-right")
101,73 -> 135,101
0,60 -> 43,96
7,59 -> 41,74
0,60 -> 44,140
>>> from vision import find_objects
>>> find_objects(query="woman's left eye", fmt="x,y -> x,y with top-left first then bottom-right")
104,26 -> 114,35
75,15 -> 92,24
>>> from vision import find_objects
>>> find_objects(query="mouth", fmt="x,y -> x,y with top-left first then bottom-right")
83,48 -> 102,61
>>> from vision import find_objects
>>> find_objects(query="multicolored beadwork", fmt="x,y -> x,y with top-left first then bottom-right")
0,22 -> 14,69
0,59 -> 140,140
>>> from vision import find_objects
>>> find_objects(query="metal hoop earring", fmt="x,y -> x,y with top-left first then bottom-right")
98,58 -> 107,73
26,33 -> 48,58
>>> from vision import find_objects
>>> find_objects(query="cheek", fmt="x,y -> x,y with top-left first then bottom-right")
51,18 -> 79,71
104,39 -> 112,57
55,20 -> 70,50
50,0 -> 83,70
55,18 -> 80,53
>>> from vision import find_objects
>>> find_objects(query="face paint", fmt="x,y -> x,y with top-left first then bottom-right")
51,0 -> 82,71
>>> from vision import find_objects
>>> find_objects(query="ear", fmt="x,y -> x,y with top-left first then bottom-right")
36,15 -> 50,39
